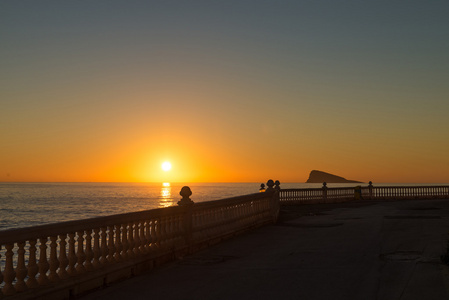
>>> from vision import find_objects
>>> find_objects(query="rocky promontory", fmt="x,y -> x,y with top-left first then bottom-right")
306,170 -> 362,183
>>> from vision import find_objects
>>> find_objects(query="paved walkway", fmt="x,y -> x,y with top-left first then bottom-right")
81,199 -> 449,300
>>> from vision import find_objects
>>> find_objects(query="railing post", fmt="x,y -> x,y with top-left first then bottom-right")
266,179 -> 275,192
178,186 -> 194,245
272,180 -> 281,223
368,181 -> 373,200
265,179 -> 279,222
354,185 -> 362,201
322,182 -> 328,203
274,180 -> 281,191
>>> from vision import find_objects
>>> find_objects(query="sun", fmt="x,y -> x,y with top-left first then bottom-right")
161,161 -> 172,172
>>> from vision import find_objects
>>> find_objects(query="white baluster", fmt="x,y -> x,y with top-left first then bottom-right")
2,243 -> 16,295
67,233 -> 77,276
85,229 -> 94,271
76,231 -> 86,273
127,223 -> 135,258
15,242 -> 28,291
107,225 -> 116,264
48,236 -> 60,282
26,239 -> 39,288
145,220 -> 151,252
37,237 -> 50,285
58,234 -> 69,279
150,220 -> 157,249
114,224 -> 123,262
92,228 -> 101,269
121,224 -> 129,260
140,221 -> 147,253
133,222 -> 141,256
100,227 -> 108,265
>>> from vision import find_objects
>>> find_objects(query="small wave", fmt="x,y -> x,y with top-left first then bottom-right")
0,208 -> 14,212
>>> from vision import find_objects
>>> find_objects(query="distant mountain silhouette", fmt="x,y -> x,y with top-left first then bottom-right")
306,170 -> 362,183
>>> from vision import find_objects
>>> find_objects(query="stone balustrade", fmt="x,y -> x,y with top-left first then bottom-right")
279,182 -> 449,204
2,180 -> 448,299
368,184 -> 449,200
0,182 -> 280,299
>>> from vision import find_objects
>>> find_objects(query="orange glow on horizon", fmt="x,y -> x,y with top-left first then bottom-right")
1,106 -> 448,184
2,2 -> 449,185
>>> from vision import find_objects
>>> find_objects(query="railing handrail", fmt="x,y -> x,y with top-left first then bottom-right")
0,206 -> 181,245
281,187 -> 356,191
282,185 -> 449,190
371,185 -> 449,188
279,184 -> 449,205
193,192 -> 268,209
0,187 -> 279,299
0,192 -> 265,244
2,180 -> 448,299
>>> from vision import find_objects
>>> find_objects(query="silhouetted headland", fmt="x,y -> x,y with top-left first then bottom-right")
306,170 -> 362,183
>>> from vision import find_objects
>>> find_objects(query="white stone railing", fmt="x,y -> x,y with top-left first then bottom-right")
279,182 -> 449,204
4,180 -> 447,299
368,185 -> 449,200
0,185 -> 279,299
280,186 -> 355,204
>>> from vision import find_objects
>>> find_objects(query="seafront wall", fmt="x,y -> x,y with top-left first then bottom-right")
279,182 -> 449,204
1,181 -> 449,299
0,184 -> 279,300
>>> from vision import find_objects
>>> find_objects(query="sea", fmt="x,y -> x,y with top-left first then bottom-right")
0,182 -> 445,231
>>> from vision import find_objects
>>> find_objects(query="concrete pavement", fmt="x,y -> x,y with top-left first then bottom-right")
81,199 -> 449,300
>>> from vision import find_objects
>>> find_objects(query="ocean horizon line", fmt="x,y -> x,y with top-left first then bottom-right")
1,181 -> 449,185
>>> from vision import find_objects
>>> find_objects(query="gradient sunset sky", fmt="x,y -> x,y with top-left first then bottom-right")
1,1 -> 448,183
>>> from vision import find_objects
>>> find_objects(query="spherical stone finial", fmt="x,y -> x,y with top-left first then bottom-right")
266,179 -> 275,192
369,181 -> 373,186
274,180 -> 281,190
178,186 -> 194,206
180,186 -> 192,198
322,182 -> 327,187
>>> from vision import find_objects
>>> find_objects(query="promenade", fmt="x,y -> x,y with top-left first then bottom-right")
81,199 -> 449,300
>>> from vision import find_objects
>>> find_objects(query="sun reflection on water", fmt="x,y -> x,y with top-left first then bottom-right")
159,182 -> 173,208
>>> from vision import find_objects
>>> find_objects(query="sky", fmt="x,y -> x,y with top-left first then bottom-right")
1,1 -> 449,183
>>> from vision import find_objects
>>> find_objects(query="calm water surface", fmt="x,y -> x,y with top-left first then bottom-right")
0,182 -> 284,230
0,182 -> 442,230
